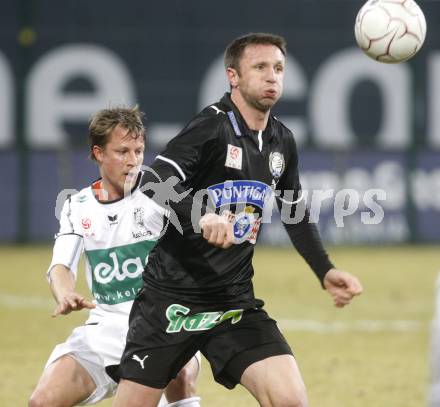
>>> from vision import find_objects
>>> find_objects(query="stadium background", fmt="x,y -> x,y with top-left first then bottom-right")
0,1 -> 439,406
1,0 -> 440,244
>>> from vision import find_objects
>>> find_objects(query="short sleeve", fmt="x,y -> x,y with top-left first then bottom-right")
47,196 -> 84,281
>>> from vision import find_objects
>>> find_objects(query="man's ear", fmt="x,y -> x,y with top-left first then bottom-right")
92,145 -> 103,162
226,67 -> 239,89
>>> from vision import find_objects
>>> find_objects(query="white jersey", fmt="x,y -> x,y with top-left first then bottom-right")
44,174 -> 200,405
48,173 -> 167,321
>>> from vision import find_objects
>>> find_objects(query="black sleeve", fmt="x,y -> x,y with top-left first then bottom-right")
276,130 -> 334,285
277,199 -> 334,286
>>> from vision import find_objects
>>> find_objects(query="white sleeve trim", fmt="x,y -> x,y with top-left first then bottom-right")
46,234 -> 83,282
277,190 -> 305,205
156,155 -> 186,181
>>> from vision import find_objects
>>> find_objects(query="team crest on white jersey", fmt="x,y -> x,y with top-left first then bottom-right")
225,144 -> 242,170
132,207 -> 152,238
269,152 -> 285,179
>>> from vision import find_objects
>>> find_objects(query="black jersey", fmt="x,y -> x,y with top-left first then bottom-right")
141,93 -> 333,308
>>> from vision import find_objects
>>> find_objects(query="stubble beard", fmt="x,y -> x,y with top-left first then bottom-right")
243,91 -> 276,113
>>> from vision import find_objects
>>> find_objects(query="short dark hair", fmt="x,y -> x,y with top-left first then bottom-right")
88,106 -> 145,161
224,32 -> 287,73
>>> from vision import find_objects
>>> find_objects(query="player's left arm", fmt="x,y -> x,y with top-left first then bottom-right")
276,130 -> 363,306
323,268 -> 363,308
278,195 -> 363,307
275,133 -> 333,284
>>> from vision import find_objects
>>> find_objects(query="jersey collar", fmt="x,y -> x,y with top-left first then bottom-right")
91,171 -> 143,204
220,93 -> 275,142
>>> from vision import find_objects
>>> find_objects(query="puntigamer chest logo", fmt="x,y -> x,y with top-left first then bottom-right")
207,180 -> 273,245
86,240 -> 156,305
207,180 -> 272,208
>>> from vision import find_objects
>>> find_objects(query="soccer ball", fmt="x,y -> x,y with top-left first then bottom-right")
354,0 -> 427,63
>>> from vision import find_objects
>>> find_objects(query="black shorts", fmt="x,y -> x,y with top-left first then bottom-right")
117,286 -> 293,389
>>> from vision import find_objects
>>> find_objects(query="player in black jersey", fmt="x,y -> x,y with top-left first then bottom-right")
113,33 -> 363,407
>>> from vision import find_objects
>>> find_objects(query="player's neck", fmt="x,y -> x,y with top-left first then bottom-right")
93,179 -> 123,202
231,90 -> 270,131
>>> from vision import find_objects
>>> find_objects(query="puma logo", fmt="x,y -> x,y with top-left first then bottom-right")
132,354 -> 149,369
210,105 -> 225,115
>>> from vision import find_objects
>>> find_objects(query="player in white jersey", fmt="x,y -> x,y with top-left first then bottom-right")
29,107 -> 201,407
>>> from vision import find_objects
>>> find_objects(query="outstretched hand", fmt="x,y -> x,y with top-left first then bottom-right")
52,292 -> 95,317
323,268 -> 363,308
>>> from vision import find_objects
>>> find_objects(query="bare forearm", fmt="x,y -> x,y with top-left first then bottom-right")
49,264 -> 76,304
48,264 -> 94,316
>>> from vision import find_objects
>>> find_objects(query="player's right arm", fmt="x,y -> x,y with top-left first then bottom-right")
49,264 -> 95,317
198,211 -> 234,249
47,194 -> 94,317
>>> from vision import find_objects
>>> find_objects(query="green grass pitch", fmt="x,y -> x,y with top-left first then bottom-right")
0,245 -> 437,406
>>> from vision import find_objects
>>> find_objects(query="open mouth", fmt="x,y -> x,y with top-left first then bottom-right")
124,172 -> 138,184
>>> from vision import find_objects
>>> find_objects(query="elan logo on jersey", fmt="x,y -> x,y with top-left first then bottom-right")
207,180 -> 272,209
86,241 -> 156,305
93,251 -> 144,284
165,304 -> 243,333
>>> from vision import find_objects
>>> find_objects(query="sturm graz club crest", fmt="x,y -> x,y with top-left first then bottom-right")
269,152 -> 285,178
269,152 -> 285,188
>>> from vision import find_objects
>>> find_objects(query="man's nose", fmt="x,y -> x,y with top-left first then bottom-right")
266,68 -> 277,82
127,151 -> 138,165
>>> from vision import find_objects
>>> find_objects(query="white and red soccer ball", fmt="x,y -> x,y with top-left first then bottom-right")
354,0 -> 427,63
